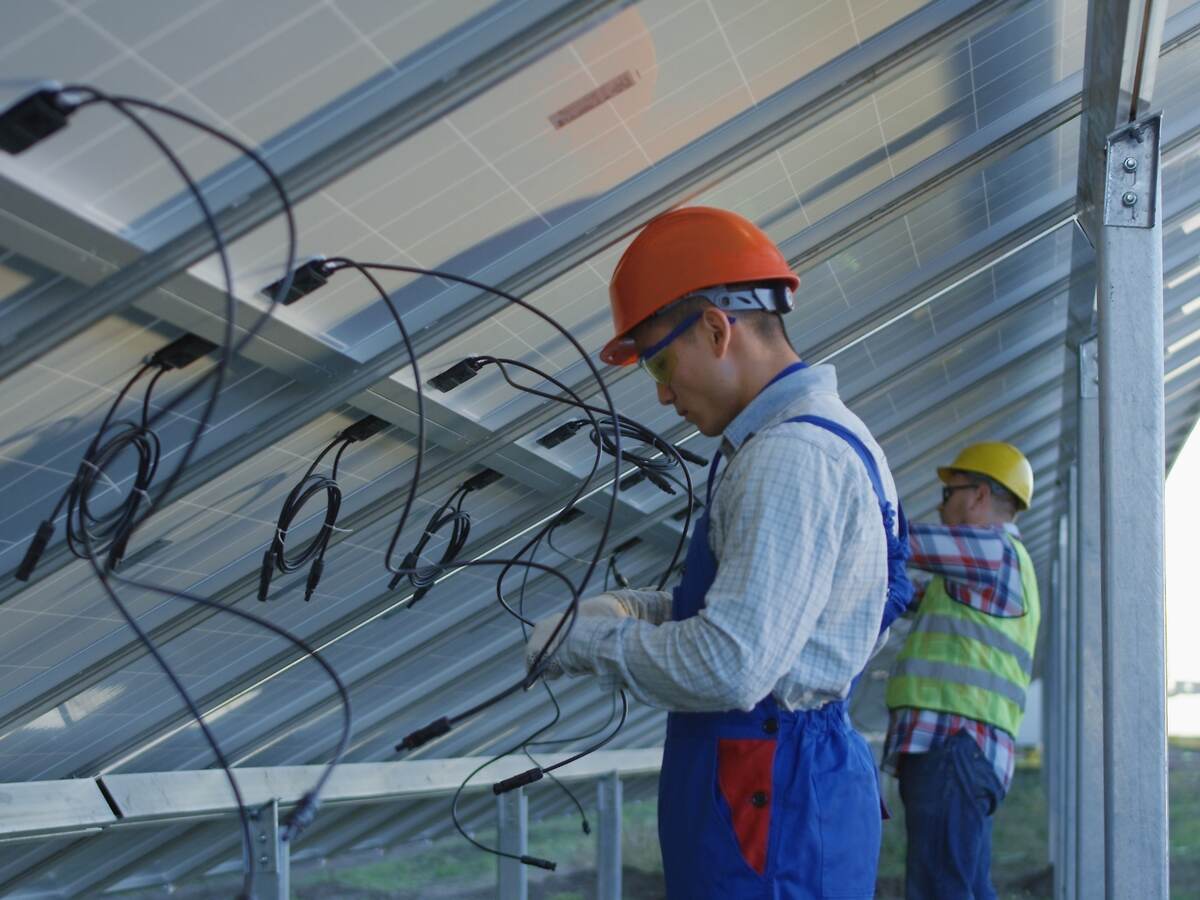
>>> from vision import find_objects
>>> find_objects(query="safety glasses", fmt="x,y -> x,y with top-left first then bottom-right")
940,483 -> 979,504
637,312 -> 736,385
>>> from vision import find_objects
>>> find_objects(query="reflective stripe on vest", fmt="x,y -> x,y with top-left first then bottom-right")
886,534 -> 1040,735
907,611 -> 1034,676
890,658 -> 1027,710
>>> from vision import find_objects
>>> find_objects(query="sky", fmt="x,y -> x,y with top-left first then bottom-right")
1167,418 -> 1200,736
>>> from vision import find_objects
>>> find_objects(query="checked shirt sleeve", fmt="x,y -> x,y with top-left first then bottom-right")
553,432 -> 880,712
907,523 -> 1026,617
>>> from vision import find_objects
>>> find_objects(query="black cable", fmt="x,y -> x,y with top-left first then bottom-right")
40,363 -> 160,571
472,355 -> 696,593
454,356 -> 700,841
109,571 -> 354,841
387,483 -> 472,605
259,436 -> 349,603
318,261 -> 624,732
53,90 -> 258,898
303,261 -> 623,871
29,84 -> 306,899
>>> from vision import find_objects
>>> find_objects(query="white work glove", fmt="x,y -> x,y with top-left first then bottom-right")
525,594 -> 631,681
526,612 -> 568,680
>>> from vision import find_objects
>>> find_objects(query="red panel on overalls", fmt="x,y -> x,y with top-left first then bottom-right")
717,738 -> 777,874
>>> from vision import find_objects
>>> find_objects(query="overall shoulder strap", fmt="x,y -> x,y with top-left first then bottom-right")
783,415 -> 887,505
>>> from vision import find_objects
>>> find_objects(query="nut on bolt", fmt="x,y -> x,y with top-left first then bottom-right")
1121,191 -> 1138,207
1122,156 -> 1138,172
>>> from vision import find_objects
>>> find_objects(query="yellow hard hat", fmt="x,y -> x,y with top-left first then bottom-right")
937,442 -> 1034,510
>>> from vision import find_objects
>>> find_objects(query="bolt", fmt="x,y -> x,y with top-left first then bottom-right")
258,832 -> 268,843
1122,156 -> 1138,172
1122,191 -> 1138,207
259,854 -> 270,866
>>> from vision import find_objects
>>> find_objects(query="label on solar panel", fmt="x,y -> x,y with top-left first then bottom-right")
549,70 -> 639,130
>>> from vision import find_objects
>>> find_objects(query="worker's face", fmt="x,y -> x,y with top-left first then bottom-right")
938,474 -> 988,526
633,306 -> 737,436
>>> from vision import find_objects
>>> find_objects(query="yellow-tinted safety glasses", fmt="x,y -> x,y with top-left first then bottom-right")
637,312 -> 735,385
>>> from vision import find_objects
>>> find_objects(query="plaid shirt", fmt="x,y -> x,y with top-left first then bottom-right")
882,522 -> 1027,791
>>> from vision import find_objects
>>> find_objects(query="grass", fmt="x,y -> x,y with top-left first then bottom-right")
124,743 -> 1200,898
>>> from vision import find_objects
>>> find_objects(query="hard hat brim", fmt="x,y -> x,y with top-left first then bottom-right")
600,335 -> 638,367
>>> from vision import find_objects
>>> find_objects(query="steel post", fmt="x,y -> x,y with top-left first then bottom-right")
1096,113 -> 1168,899
596,772 -> 623,900
496,787 -> 529,900
1074,338 -> 1106,899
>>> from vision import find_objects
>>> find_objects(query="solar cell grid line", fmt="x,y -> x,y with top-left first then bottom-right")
846,269 -> 1079,408
0,0 -> 1025,569
800,187 -> 1078,361
870,330 -> 1071,442
0,0 -> 627,384
0,5 -> 1099,607
888,383 -> 1066,483
781,72 -> 1084,274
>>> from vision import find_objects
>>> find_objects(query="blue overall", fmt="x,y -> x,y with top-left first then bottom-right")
657,378 -> 912,899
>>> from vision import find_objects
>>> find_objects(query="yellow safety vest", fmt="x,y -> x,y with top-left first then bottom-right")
885,534 -> 1040,736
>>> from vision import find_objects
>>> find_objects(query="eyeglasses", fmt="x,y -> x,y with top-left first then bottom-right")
940,483 -> 979,504
638,311 -> 736,385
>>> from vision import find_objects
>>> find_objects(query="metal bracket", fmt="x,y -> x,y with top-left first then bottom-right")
250,798 -> 289,899
1103,113 -> 1161,228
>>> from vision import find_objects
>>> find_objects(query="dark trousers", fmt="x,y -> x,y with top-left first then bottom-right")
897,731 -> 1006,900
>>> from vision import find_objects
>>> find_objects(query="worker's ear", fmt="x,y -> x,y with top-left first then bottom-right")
700,306 -> 734,359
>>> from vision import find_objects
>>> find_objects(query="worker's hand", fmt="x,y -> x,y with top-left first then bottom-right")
526,612 -> 568,681
578,592 -> 632,618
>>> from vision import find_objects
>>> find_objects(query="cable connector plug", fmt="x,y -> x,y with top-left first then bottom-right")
0,87 -> 72,155
281,790 -> 320,843
492,767 -> 544,795
463,468 -> 502,492
554,507 -> 585,526
537,421 -> 585,448
257,550 -> 275,602
645,470 -> 676,496
340,414 -> 389,443
428,358 -> 482,393
396,716 -> 451,752
15,520 -> 55,581
304,558 -> 324,602
261,257 -> 331,305
150,333 -> 217,370
673,445 -> 709,467
612,537 -> 641,555
520,855 -> 557,871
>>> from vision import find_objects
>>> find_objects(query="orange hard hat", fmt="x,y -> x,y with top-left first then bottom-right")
601,206 -> 800,365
